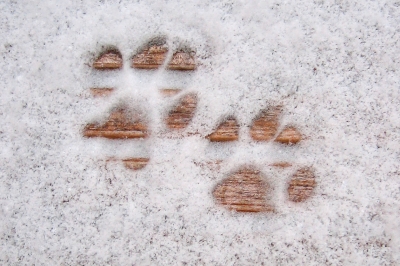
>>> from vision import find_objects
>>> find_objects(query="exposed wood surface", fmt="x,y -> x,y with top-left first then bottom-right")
275,127 -> 302,144
93,51 -> 123,69
207,117 -> 239,142
250,107 -> 281,141
213,169 -> 274,212
90,88 -> 115,97
270,162 -> 292,168
288,168 -> 316,202
166,93 -> 197,130
131,45 -> 168,69
83,109 -> 148,139
167,52 -> 196,70
123,158 -> 150,170
159,88 -> 182,97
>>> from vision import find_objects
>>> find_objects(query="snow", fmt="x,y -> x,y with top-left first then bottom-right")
1,0 -> 400,264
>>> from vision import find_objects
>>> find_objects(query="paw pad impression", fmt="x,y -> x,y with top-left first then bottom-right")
250,106 -> 281,142
165,93 -> 198,130
288,167 -> 316,202
131,40 -> 196,70
83,108 -> 148,139
93,49 -> 123,70
207,117 -> 239,142
213,168 -> 274,213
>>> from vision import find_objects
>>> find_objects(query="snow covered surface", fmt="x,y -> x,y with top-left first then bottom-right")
1,0 -> 400,264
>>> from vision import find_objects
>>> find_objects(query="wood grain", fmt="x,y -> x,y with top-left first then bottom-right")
270,162 -> 292,168
90,88 -> 115,97
166,93 -> 197,130
275,126 -> 302,144
83,109 -> 148,139
288,168 -> 316,202
159,88 -> 182,97
93,51 -> 123,69
213,169 -> 274,212
207,117 -> 239,142
123,158 -> 150,170
250,107 -> 281,141
131,45 -> 168,69
167,52 -> 196,70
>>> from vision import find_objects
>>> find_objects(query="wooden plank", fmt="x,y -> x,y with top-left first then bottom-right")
90,88 -> 115,97
250,106 -> 281,141
275,126 -> 302,144
207,117 -> 239,142
93,50 -> 123,69
131,45 -> 168,69
123,158 -> 150,170
165,93 -> 197,130
167,51 -> 196,71
213,169 -> 274,212
288,168 -> 316,202
83,109 -> 148,139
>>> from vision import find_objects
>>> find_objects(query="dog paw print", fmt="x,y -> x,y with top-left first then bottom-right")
207,107 -> 316,212
82,39 -> 316,214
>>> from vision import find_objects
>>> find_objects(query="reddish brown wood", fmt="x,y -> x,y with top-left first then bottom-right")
90,88 -> 115,97
275,127 -> 302,144
93,50 -> 123,69
213,169 -> 274,212
166,93 -> 197,130
83,109 -> 148,139
250,107 -> 281,141
123,158 -> 149,170
207,117 -> 239,142
167,51 -> 196,70
270,162 -> 292,168
288,168 -> 316,202
159,88 -> 182,97
131,45 -> 168,69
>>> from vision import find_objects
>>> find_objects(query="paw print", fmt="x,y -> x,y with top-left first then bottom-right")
208,106 -> 316,212
82,38 -> 316,214
83,37 -> 198,169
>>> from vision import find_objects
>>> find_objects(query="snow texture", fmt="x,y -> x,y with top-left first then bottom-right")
1,0 -> 400,265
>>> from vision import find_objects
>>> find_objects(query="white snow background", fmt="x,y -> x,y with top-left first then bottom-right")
1,0 -> 400,265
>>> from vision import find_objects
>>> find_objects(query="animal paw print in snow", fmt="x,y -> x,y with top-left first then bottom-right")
83,39 -> 316,213
84,39 -> 197,170
208,107 -> 316,212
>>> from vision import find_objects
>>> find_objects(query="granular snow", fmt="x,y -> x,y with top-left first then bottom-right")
0,0 -> 399,265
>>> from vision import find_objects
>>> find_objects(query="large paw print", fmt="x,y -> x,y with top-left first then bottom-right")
82,38 -> 316,213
